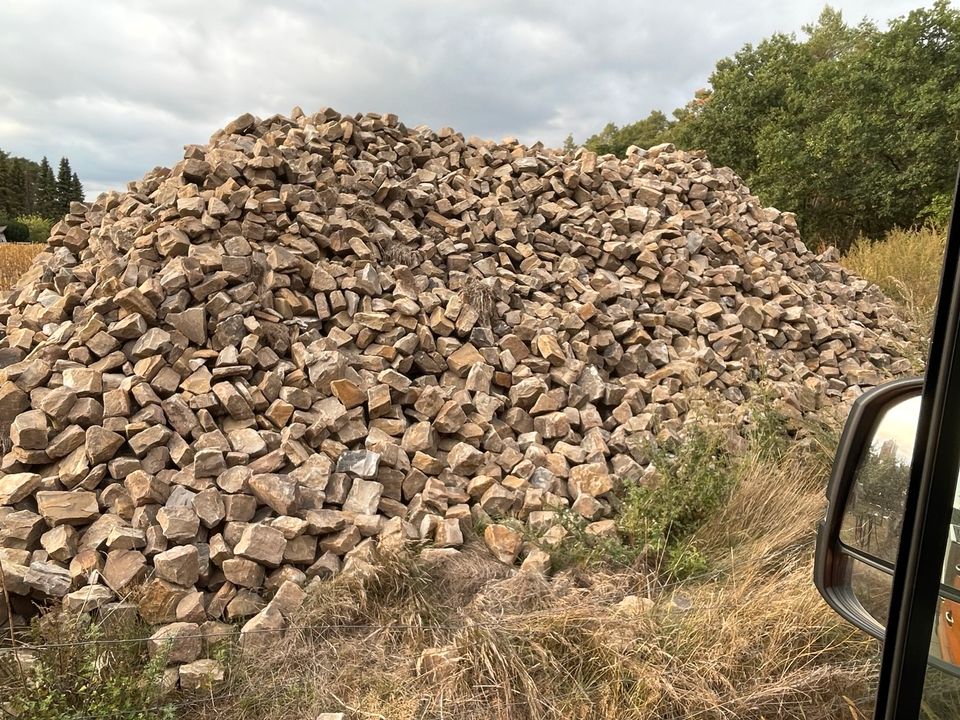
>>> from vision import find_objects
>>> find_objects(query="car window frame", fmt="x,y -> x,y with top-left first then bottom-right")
875,166 -> 960,720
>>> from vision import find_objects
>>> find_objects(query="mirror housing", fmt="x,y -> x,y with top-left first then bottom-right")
815,377 -> 923,639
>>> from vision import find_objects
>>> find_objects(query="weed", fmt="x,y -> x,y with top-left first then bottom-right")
0,610 -> 175,720
618,427 -> 735,579
540,507 -> 639,571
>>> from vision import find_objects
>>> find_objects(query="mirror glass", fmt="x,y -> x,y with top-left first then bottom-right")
850,559 -> 893,626
840,395 -> 919,563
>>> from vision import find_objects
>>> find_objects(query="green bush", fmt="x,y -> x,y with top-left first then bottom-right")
618,429 -> 735,579
0,611 -> 176,720
532,426 -> 740,579
16,213 -> 54,243
2,219 -> 30,243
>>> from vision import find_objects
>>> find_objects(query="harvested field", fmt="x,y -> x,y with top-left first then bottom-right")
0,244 -> 43,290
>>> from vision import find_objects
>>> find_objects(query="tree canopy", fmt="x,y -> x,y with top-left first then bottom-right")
0,149 -> 84,224
573,2 -> 960,248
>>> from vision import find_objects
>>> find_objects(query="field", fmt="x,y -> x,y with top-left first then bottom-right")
0,243 -> 43,290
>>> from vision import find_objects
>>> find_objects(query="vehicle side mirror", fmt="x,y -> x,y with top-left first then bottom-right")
815,378 -> 923,639
817,377 -> 960,679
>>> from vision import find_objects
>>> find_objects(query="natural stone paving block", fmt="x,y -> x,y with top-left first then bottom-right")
0,107 -> 916,625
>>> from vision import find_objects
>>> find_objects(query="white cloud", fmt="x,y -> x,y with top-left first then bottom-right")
0,0 -> 937,199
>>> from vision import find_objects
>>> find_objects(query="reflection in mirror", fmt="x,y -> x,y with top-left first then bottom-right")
840,395 -> 919,564
850,559 -> 893,627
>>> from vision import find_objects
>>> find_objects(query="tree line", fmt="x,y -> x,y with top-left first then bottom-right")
0,151 -> 84,241
569,2 -> 960,249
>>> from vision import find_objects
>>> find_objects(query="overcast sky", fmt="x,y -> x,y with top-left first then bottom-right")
0,0 -> 940,199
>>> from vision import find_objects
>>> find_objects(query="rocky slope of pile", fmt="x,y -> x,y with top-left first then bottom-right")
0,108 -> 912,656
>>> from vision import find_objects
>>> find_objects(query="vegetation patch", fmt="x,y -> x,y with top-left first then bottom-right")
0,611 -> 174,720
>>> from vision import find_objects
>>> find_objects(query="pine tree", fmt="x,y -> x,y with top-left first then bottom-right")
20,159 -> 37,215
7,161 -> 27,218
70,172 -> 84,204
0,152 -> 9,219
35,157 -> 56,219
55,157 -> 73,218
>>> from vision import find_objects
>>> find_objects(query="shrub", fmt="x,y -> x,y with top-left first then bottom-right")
2,219 -> 30,243
922,193 -> 954,228
618,428 -> 735,578
16,213 -> 54,243
0,611 -> 175,720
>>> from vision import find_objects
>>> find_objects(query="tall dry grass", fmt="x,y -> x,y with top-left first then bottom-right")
189,434 -> 878,720
843,225 -> 946,331
0,243 -> 43,290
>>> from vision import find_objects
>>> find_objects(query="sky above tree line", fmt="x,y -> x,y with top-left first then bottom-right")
0,0 -> 939,200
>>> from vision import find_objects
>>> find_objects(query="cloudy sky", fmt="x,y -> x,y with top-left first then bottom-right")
0,0 -> 936,199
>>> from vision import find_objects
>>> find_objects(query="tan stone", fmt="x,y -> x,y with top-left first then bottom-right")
447,343 -> 484,377
178,658 -> 225,692
329,378 -> 366,408
40,524 -> 79,561
342,479 -> 383,515
248,474 -> 298,515
0,472 -> 41,505
24,561 -> 72,596
157,506 -> 200,542
85,426 -> 125,464
148,622 -> 202,664
234,524 -> 286,568
11,409 -> 47,449
139,578 -> 191,624
154,545 -> 200,586
36,491 -> 99,526
222,557 -> 265,588
483,524 -> 523,565
103,549 -> 147,591
569,463 -> 614,496
240,605 -> 285,653
63,585 -> 115,613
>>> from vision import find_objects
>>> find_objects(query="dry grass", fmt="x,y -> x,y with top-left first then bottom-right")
843,225 -> 946,331
189,437 -> 879,720
0,243 -> 43,290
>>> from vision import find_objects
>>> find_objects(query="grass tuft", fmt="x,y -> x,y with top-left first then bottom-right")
843,224 -> 945,331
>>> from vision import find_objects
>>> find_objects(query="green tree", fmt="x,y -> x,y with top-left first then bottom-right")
676,31 -> 816,187
70,171 -> 84,204
0,152 -> 9,218
6,160 -> 29,218
675,2 -> 960,246
54,157 -> 73,218
583,110 -> 672,157
35,156 -> 56,219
